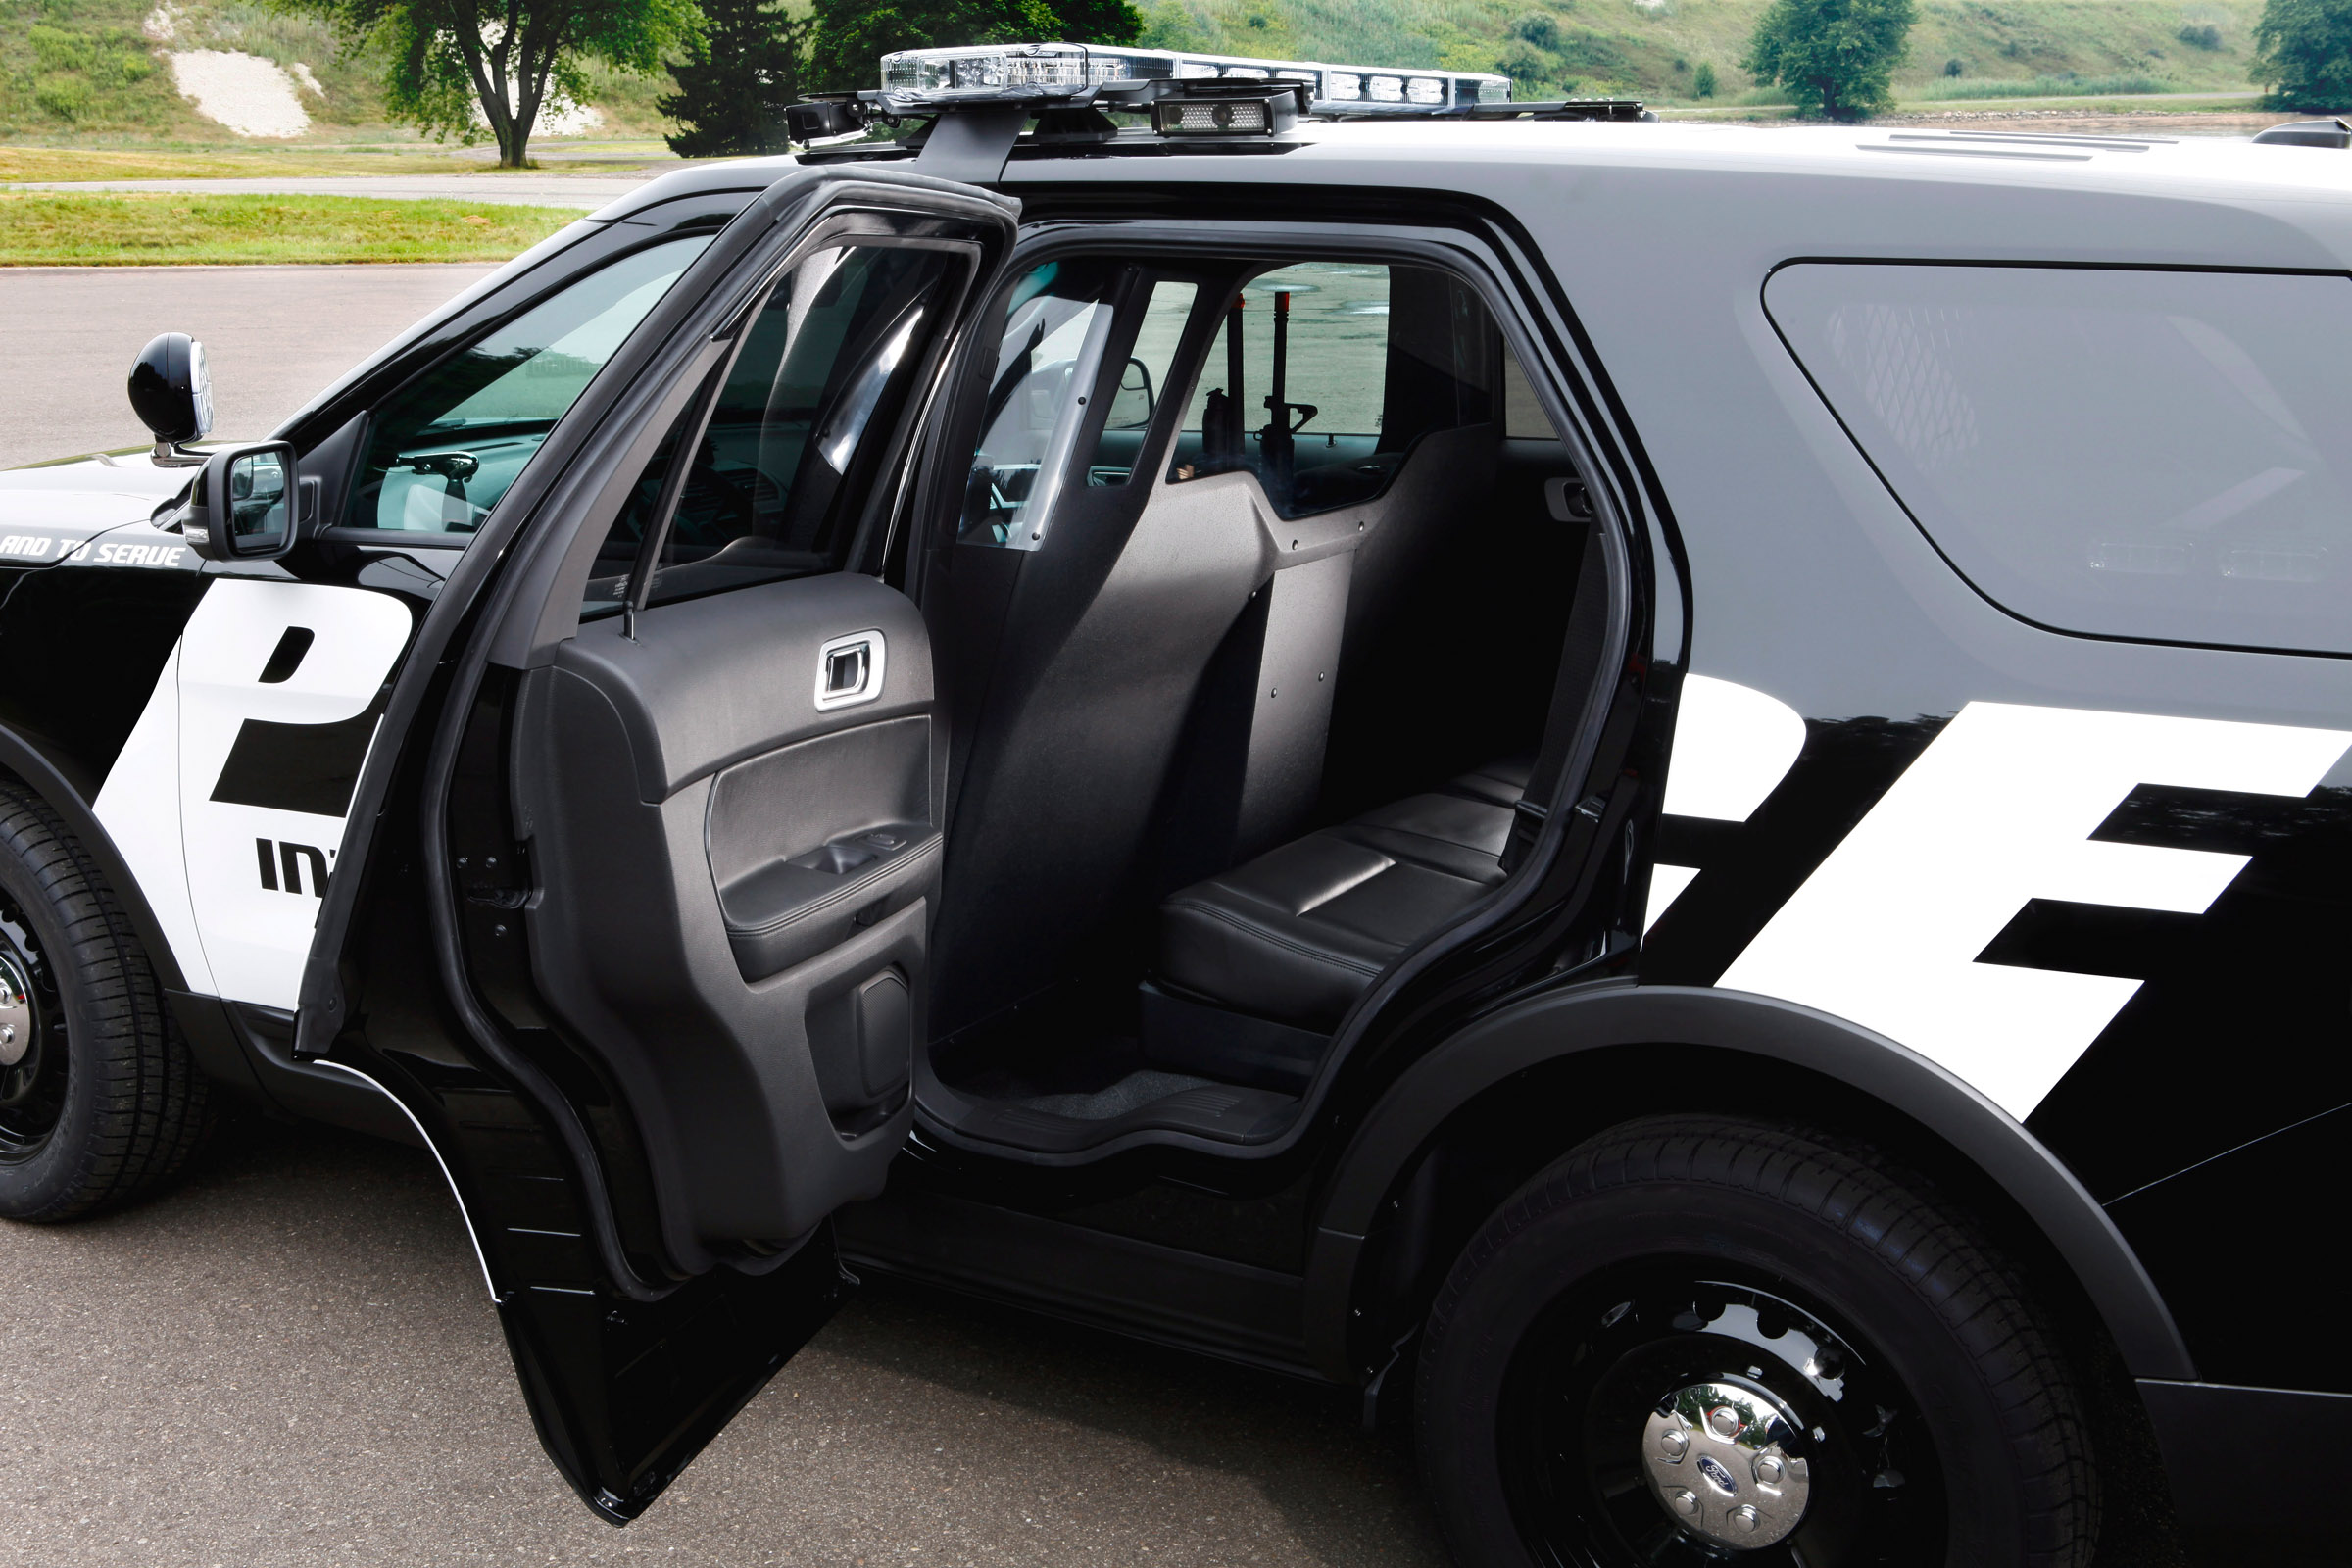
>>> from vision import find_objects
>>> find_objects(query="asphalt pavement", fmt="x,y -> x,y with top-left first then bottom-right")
0,265 -> 499,469
0,260 -> 1445,1567
0,1114 -> 1444,1568
15,175 -> 657,209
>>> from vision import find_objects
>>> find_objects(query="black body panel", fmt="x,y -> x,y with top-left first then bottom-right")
2137,1380 -> 2349,1566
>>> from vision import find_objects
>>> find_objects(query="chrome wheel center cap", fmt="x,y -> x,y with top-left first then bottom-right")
0,954 -> 32,1067
1642,1381 -> 1811,1548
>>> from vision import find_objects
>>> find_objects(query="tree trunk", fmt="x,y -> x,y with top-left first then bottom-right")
454,29 -> 522,168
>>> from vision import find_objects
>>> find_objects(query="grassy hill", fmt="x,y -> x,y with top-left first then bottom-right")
2,0 -> 2268,147
1137,0 -> 2267,105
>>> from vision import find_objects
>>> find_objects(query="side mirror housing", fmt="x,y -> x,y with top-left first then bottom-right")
127,332 -> 215,468
186,442 -> 298,561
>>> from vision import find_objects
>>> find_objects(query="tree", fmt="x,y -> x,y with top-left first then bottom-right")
804,0 -> 1141,93
282,0 -> 695,166
661,0 -> 809,155
1741,0 -> 1915,121
2255,0 -> 2352,110
1692,58 -> 1717,96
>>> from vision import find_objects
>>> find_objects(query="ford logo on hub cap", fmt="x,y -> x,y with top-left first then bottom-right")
1696,1455 -> 1738,1494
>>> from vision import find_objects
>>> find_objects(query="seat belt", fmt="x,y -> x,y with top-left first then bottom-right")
1502,513 -> 1612,875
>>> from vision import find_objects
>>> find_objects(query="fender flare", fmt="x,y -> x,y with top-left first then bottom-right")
0,723 -> 187,995
1302,982 -> 2195,1385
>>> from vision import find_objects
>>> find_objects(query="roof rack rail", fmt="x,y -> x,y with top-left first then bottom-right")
1320,97 -> 1652,122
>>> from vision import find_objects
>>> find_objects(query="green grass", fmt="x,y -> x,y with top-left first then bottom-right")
0,190 -> 577,263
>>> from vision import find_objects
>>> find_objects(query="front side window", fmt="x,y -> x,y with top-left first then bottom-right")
349,236 -> 710,536
1768,263 -> 2352,654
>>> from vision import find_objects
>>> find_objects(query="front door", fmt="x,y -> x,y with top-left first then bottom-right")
326,168 -> 1016,1520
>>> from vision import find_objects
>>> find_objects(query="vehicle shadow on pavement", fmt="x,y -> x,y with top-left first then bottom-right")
0,1109 -> 1446,1568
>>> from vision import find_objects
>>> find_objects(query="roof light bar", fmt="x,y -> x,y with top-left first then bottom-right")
872,41 -> 1507,117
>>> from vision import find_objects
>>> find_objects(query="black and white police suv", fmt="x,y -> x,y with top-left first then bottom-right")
3,44 -> 2348,1565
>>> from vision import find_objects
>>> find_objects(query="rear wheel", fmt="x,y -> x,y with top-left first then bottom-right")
1415,1115 -> 2097,1568
0,780 -> 207,1221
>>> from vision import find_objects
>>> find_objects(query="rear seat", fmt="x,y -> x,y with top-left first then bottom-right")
1155,758 -> 1532,1033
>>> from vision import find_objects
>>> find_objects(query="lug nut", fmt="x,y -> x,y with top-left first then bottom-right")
1753,1454 -> 1783,1486
1730,1505 -> 1761,1534
1665,1488 -> 1699,1520
1707,1405 -> 1741,1439
1658,1429 -> 1689,1461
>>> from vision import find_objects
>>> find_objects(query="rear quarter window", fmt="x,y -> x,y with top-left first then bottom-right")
1765,263 -> 2352,655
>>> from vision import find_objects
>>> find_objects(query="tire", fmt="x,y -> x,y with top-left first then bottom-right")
0,779 -> 208,1221
1415,1115 -> 2097,1568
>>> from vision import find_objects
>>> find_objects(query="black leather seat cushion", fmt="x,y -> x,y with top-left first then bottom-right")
1156,760 -> 1529,1031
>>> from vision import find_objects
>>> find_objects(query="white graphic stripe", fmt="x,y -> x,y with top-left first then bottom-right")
1645,675 -> 1807,932
1718,701 -> 2351,1120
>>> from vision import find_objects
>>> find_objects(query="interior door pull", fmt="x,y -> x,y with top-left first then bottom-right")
814,630 -> 886,710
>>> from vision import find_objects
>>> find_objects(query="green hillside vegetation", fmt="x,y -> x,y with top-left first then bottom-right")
0,0 -> 680,144
1135,0 -> 2265,105
3,0 -> 2268,146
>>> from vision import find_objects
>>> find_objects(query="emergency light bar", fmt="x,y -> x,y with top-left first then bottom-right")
872,41 -> 1508,118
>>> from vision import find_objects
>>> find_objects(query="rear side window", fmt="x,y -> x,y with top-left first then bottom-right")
1768,263 -> 2352,654
585,241 -> 965,615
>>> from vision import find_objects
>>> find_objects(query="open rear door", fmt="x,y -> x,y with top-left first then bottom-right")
323,167 -> 1015,1521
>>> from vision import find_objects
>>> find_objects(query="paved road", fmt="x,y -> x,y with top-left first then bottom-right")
0,1114 -> 1443,1568
0,265 -> 497,469
13,175 -> 658,209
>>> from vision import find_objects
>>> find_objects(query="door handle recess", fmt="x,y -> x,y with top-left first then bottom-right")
814,630 -> 885,711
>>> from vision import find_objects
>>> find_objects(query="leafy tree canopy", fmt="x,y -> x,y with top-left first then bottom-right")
1741,0 -> 1915,121
661,0 -> 810,155
2255,0 -> 2352,110
278,0 -> 695,165
805,0 -> 1142,93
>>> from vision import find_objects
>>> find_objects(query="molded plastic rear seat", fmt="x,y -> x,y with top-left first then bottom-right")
1156,759 -> 1531,1031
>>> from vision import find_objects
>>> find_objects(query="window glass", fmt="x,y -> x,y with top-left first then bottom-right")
1768,263 -> 2352,654
589,242 -> 962,616
350,236 -> 710,536
959,260 -> 1120,548
1087,278 -> 1198,487
1167,263 -> 1493,517
1501,348 -> 1557,439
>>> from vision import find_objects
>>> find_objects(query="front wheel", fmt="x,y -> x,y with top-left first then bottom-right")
0,780 -> 208,1221
1415,1115 -> 2097,1568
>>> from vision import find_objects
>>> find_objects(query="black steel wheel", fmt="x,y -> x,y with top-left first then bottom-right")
0,779 -> 207,1221
1415,1116 -> 2097,1568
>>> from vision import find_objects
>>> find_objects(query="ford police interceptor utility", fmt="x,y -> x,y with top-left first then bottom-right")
1,44 -> 2346,1565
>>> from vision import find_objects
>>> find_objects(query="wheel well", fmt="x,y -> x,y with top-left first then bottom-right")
1350,1042 -> 2186,1555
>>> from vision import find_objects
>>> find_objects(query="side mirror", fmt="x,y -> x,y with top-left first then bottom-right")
186,442 -> 297,561
127,332 -> 215,468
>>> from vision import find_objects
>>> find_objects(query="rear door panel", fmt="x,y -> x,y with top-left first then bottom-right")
324,169 -> 1016,1521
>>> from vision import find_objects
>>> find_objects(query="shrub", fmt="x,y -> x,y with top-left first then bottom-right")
1742,0 -> 1917,120
2177,21 -> 2224,48
2256,0 -> 2352,108
1509,12 -> 1563,51
1692,58 -> 1717,94
1944,55 -> 1964,74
